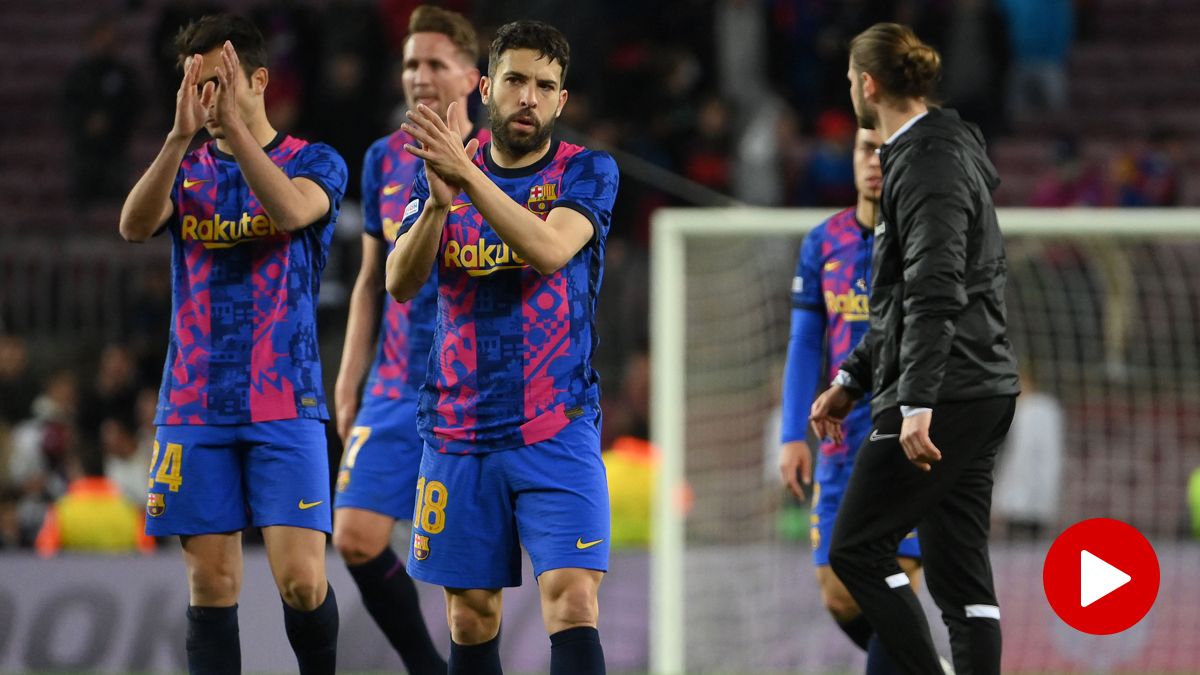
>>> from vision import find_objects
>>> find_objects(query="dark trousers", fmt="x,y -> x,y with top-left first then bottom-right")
829,396 -> 1016,675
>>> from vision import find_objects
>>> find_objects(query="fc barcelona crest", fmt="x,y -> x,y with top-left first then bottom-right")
527,183 -> 558,213
147,493 -> 165,517
413,532 -> 431,561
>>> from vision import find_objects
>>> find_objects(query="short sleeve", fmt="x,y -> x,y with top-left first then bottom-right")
160,167 -> 185,237
291,142 -> 349,228
792,229 -> 824,310
397,166 -> 429,242
361,139 -> 386,239
553,151 -> 619,243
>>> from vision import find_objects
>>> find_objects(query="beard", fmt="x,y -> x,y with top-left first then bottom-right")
488,99 -> 555,156
853,79 -> 877,130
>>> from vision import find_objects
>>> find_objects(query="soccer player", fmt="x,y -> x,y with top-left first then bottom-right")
385,20 -> 618,675
118,14 -> 347,675
812,23 -> 1020,675
778,127 -> 923,674
331,6 -> 486,673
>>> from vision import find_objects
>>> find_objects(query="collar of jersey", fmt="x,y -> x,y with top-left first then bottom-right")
210,132 -> 286,161
483,138 -> 560,178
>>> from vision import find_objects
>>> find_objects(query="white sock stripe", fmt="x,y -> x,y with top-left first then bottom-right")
965,604 -> 1000,619
885,573 -> 910,588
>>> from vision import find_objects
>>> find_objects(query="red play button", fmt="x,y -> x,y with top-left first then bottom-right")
1043,518 -> 1159,635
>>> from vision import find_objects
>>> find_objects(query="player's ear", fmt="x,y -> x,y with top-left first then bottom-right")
862,71 -> 878,102
252,67 -> 268,95
555,88 -> 568,118
479,75 -> 491,104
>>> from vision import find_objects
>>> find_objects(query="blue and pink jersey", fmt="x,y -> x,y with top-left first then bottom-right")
400,139 -> 619,454
155,134 -> 348,426
360,126 -> 488,404
792,207 -> 874,459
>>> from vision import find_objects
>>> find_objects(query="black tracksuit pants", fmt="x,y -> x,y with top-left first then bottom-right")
829,396 -> 1016,675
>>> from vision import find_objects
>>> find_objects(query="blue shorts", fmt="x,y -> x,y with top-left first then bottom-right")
812,437 -> 921,566
333,396 -> 422,521
407,409 -> 610,589
146,419 -> 332,536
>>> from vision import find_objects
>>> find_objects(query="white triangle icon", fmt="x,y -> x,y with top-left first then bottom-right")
1080,550 -> 1131,608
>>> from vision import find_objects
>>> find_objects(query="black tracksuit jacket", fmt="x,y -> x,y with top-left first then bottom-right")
839,108 -> 1020,416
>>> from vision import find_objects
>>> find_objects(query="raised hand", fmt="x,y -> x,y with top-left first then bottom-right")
172,54 -> 210,140
208,41 -> 248,134
401,101 -> 480,206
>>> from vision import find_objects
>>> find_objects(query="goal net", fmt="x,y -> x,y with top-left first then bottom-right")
649,208 -> 1200,674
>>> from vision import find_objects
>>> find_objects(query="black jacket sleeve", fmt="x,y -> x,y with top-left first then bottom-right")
895,140 -> 971,407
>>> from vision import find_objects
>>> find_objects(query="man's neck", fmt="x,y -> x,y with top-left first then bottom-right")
855,195 -> 877,230
489,138 -> 552,170
876,101 -> 929,145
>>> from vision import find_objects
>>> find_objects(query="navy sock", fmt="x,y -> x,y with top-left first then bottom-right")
347,548 -> 446,674
549,626 -> 605,675
836,614 -> 873,651
282,583 -> 338,675
866,633 -> 904,675
449,631 -> 502,675
186,604 -> 240,675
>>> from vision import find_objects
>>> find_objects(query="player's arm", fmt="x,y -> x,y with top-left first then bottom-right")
335,236 -> 387,441
213,42 -> 330,233
334,145 -> 387,441
779,235 -> 826,499
119,54 -> 208,242
462,170 -> 593,275
386,168 -> 448,302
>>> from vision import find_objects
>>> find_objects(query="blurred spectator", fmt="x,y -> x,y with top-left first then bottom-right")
993,370 -> 1064,539
716,0 -> 768,101
7,370 -> 78,546
801,109 -> 857,207
0,335 -> 37,426
79,344 -> 140,448
682,96 -> 734,192
1030,136 -> 1106,207
101,413 -> 150,506
603,435 -> 657,549
61,15 -> 141,208
999,0 -> 1074,120
34,446 -> 154,557
1108,131 -> 1183,207
940,0 -> 1010,141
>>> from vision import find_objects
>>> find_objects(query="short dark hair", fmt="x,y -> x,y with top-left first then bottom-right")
408,5 -> 479,63
175,14 -> 268,76
488,20 -> 570,85
849,23 -> 941,100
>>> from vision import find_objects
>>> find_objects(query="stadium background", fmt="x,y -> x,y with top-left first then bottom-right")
1,0 -> 1199,672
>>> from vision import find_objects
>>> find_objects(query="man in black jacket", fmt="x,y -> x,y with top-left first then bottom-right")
811,23 -> 1020,675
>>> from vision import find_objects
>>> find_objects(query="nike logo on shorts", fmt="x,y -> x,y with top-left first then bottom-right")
869,430 -> 899,442
298,499 -> 324,510
576,538 -> 604,550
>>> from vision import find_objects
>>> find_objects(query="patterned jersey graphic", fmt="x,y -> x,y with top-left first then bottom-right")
361,126 -> 489,404
157,134 -> 348,425
400,140 -> 619,454
793,207 -> 874,459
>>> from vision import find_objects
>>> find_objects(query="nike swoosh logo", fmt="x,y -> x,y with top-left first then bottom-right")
824,260 -> 841,272
869,430 -> 899,442
449,202 -> 473,212
576,538 -> 604,550
382,183 -> 405,196
298,499 -> 324,510
183,179 -> 207,189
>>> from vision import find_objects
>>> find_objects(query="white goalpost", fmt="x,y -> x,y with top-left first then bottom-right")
649,208 -> 1200,674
